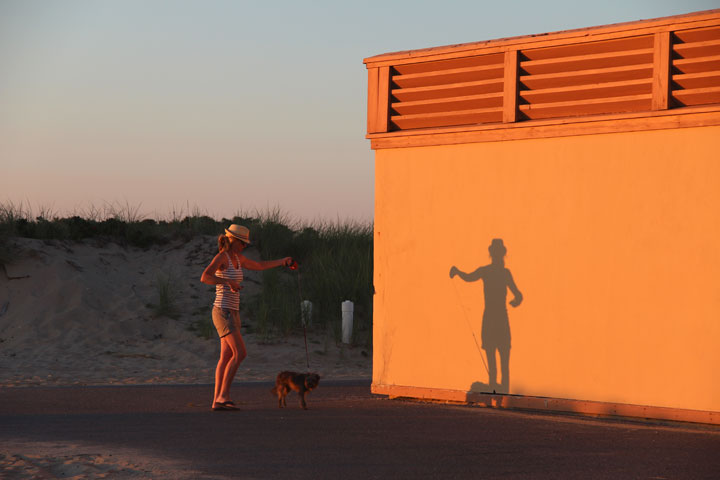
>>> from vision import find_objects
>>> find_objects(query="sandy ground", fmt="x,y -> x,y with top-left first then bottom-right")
1,440 -> 224,480
0,236 -> 371,479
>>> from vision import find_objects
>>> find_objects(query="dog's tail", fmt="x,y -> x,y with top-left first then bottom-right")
270,386 -> 277,395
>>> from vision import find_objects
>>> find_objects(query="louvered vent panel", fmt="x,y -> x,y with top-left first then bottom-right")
671,26 -> 720,107
518,36 -> 654,120
389,53 -> 505,130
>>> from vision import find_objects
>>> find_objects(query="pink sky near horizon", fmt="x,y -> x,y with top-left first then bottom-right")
2,0 -> 716,222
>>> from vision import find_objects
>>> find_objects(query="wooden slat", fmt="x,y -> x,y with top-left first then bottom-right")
673,39 -> 720,58
393,53 -> 504,75
367,67 -> 380,133
520,48 -> 653,75
521,79 -> 651,104
522,35 -> 653,61
673,54 -> 720,74
519,94 -> 652,120
391,78 -> 503,103
391,107 -> 503,130
503,50 -> 518,123
652,31 -> 671,110
376,66 -> 390,132
520,64 -> 653,90
672,85 -> 720,106
391,92 -> 502,116
673,25 -> 720,44
672,70 -> 720,89
392,63 -> 503,89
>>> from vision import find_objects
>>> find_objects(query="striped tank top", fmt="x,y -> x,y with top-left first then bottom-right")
213,252 -> 243,310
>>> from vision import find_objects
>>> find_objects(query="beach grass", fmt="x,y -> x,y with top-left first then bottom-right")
0,201 -> 373,345
149,271 -> 181,320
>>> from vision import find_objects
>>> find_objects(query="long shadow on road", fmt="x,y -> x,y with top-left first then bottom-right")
1,381 -> 719,479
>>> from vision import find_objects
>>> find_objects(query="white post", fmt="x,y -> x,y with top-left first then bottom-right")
341,300 -> 354,344
301,300 -> 313,327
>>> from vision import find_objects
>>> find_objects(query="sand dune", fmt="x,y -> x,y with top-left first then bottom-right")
0,237 -> 371,387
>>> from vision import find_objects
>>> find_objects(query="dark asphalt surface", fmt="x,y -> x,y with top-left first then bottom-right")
1,380 -> 719,479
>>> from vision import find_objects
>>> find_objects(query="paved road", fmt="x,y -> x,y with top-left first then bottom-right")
1,381 -> 719,479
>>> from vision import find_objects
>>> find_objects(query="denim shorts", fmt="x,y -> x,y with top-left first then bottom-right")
211,307 -> 241,338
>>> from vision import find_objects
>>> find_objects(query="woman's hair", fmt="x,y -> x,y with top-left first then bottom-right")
218,234 -> 231,253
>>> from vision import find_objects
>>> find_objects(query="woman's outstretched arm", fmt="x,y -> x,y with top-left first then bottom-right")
240,255 -> 292,271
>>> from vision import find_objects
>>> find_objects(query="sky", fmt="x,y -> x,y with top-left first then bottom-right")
1,0 -> 717,223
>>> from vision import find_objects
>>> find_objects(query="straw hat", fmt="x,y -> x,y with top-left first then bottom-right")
225,224 -> 251,244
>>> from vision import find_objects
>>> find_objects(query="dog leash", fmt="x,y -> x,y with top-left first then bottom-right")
450,278 -> 490,375
288,260 -> 310,369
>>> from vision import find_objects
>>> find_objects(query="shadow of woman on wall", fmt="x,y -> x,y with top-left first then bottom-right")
450,239 -> 523,394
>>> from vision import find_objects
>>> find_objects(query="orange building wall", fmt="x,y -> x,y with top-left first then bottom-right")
373,125 -> 720,413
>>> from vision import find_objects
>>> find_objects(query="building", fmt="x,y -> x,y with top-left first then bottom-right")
365,10 -> 720,424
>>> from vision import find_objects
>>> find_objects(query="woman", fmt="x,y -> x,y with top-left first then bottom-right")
201,224 -> 291,411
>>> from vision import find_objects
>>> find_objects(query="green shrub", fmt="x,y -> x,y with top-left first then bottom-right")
63,216 -> 98,240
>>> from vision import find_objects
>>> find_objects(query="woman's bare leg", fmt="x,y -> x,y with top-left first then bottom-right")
216,330 -> 247,404
213,338 -> 232,406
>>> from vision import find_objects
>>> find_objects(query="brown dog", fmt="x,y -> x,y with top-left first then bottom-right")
271,371 -> 320,410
